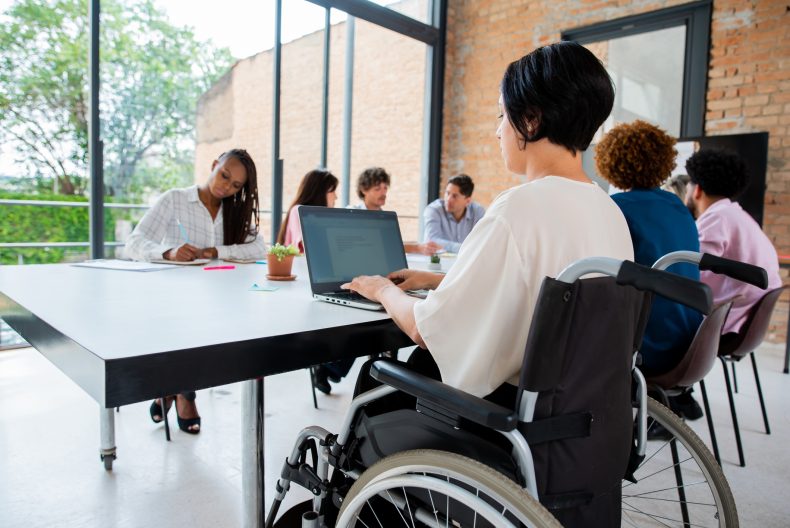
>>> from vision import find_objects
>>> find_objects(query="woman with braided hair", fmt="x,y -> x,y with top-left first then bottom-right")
125,148 -> 264,434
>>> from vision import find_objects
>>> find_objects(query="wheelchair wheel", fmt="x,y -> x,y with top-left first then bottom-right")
336,449 -> 561,527
623,398 -> 738,527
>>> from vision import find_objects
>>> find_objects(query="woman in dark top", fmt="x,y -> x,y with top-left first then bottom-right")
595,120 -> 703,417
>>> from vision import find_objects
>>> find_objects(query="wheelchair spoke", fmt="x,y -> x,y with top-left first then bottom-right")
402,487 -> 416,528
384,490 -> 411,527
623,494 -> 718,508
354,514 -> 372,528
626,480 -> 708,498
421,473 -> 441,527
365,499 -> 385,528
473,488 -> 479,528
622,500 -> 712,528
633,454 -> 694,482
622,500 -> 674,528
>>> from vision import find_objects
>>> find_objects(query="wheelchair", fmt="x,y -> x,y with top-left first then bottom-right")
266,257 -> 739,527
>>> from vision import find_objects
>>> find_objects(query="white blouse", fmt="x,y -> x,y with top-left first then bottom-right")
124,185 -> 265,262
414,177 -> 634,397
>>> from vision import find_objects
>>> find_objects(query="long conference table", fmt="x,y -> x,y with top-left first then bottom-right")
0,257 -> 415,527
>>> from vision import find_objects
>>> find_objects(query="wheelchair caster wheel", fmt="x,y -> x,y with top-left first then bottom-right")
101,453 -> 116,470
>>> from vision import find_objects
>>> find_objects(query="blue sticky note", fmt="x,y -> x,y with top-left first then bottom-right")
250,283 -> 278,292
255,260 -> 267,265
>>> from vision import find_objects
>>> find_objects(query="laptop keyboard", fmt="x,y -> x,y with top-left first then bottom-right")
328,291 -> 379,304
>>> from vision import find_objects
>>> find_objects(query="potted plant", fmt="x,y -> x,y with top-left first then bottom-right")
267,243 -> 300,279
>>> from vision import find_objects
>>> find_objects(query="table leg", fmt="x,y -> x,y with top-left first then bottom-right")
99,407 -> 116,470
242,378 -> 265,527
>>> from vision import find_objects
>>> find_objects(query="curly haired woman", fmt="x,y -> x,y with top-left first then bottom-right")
595,120 -> 704,419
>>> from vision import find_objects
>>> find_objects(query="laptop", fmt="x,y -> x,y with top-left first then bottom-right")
299,205 -> 409,310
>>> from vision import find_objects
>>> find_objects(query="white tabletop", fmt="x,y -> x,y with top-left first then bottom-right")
1,258 -> 419,406
0,258 -> 393,361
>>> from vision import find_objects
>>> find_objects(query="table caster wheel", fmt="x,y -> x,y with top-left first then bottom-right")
101,453 -> 116,470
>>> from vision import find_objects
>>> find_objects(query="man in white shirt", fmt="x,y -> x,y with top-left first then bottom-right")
423,174 -> 486,253
350,167 -> 390,211
349,166 -> 442,255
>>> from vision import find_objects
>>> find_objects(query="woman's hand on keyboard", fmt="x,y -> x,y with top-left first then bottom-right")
387,269 -> 443,291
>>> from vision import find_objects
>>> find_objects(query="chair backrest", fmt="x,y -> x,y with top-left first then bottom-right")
721,285 -> 788,358
518,276 -> 648,525
647,300 -> 733,389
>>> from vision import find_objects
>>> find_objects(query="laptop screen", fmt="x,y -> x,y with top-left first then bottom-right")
299,206 -> 408,293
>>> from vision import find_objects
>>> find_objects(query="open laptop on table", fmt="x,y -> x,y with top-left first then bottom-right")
299,205 -> 409,311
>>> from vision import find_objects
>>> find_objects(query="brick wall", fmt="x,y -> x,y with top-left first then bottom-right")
441,0 -> 789,343
195,1 -> 428,243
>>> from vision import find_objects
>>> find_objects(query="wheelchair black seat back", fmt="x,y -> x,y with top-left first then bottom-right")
521,276 -> 648,526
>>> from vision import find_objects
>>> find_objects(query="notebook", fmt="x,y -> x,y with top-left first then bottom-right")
299,205 -> 408,311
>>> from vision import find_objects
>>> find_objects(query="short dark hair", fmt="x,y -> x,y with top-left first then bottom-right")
447,174 -> 474,197
357,167 -> 390,199
685,149 -> 749,199
501,41 -> 615,154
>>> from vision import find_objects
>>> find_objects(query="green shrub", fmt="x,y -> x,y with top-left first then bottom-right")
0,191 -> 125,265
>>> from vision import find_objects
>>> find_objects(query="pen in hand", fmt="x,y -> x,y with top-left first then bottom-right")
176,218 -> 190,244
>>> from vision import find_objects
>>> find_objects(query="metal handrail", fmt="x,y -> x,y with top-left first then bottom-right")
0,199 -> 419,250
0,199 -> 150,209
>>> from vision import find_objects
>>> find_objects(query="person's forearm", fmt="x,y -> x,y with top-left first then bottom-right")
379,284 -> 425,348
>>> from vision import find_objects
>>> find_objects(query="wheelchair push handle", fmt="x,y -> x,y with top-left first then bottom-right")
699,253 -> 769,289
652,250 -> 768,289
616,260 -> 713,315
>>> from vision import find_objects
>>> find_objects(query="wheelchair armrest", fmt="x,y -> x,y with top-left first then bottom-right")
369,360 -> 518,432
699,253 -> 769,289
617,260 -> 713,315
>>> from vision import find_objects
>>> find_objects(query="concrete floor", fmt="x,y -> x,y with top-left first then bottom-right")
0,343 -> 788,527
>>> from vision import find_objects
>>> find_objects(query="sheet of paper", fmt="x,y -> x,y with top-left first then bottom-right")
71,259 -> 177,272
223,258 -> 258,264
149,258 -> 211,266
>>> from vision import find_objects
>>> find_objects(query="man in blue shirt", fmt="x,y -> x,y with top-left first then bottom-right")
423,174 -> 486,253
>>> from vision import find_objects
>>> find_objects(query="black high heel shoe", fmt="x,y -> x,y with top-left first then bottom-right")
175,395 -> 201,434
149,397 -> 173,423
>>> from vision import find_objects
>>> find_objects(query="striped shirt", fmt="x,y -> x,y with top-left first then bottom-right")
124,185 -> 265,261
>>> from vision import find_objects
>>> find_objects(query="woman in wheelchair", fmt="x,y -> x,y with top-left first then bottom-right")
269,42 -> 738,528
343,41 -> 633,398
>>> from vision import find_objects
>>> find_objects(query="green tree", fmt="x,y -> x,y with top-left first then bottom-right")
0,0 -> 233,198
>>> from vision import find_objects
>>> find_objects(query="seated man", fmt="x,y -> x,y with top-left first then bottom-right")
685,149 -> 782,341
350,166 -> 441,255
423,174 -> 486,253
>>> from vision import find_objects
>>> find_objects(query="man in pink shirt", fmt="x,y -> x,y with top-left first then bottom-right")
685,149 -> 781,336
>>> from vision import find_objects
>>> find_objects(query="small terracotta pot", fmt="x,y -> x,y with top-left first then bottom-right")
267,254 -> 294,277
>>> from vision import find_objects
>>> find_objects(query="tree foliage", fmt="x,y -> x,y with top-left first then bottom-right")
0,0 -> 234,198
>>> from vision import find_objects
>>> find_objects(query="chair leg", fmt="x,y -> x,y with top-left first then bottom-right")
309,369 -> 318,410
731,361 -> 738,393
162,397 -> 171,442
720,359 -> 744,467
699,380 -> 721,466
670,438 -> 691,527
750,352 -> 771,435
